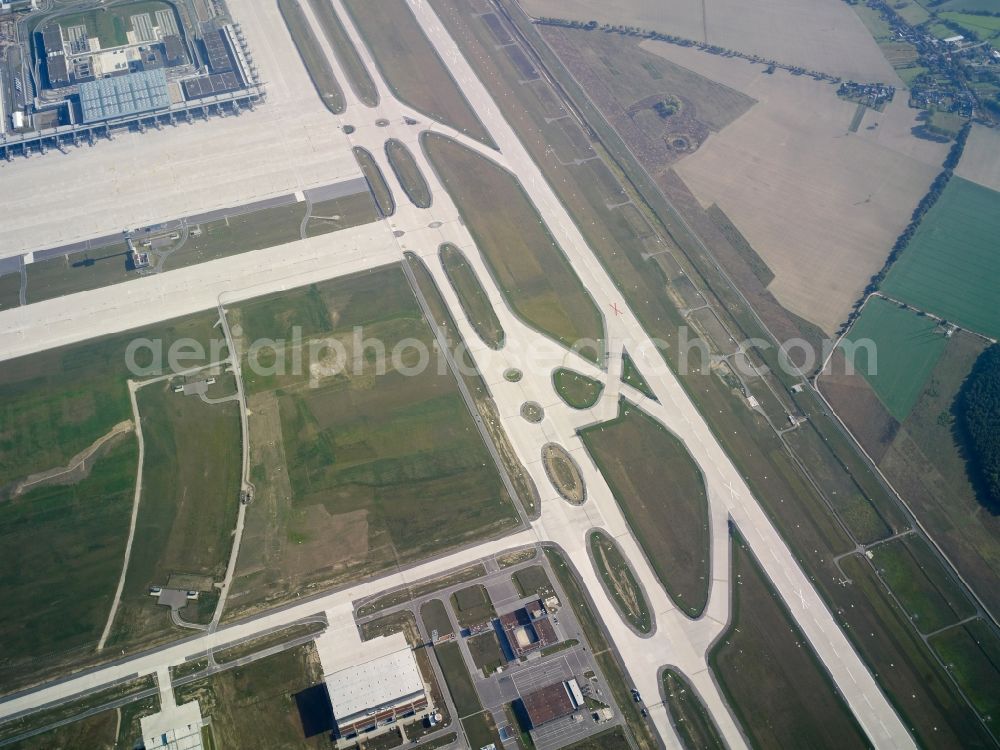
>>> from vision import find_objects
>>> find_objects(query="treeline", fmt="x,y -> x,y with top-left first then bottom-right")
956,344 -> 1000,513
533,17 -> 843,83
836,121 -> 971,334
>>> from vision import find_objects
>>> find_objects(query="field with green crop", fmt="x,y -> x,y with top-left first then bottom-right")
882,177 -> 1000,339
841,296 -> 948,421
940,11 -> 1000,40
580,401 -> 709,616
710,534 -> 869,749
424,132 -> 604,360
342,0 -> 494,145
225,267 -> 518,617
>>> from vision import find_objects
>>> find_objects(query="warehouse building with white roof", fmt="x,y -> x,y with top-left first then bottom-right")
316,630 -> 430,743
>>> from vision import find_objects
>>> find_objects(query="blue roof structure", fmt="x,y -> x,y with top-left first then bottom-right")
79,69 -> 171,123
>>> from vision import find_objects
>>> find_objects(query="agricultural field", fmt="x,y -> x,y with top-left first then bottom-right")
940,10 -> 1000,40
277,0 -> 345,114
523,0 -> 897,82
552,367 -> 604,409
353,147 -> 395,217
423,132 -> 604,359
876,330 -> 1000,616
870,535 -> 976,634
580,401 -> 710,616
661,669 -> 726,750
175,643 -> 328,748
342,0 -> 494,145
225,268 -> 519,618
840,296 -> 948,421
385,138 -> 432,208
638,43 -> 944,332
956,123 -> 1000,192
107,377 -> 242,649
882,176 -> 1000,339
589,531 -> 652,633
710,534 -> 869,749
439,243 -> 504,349
305,0 -> 379,106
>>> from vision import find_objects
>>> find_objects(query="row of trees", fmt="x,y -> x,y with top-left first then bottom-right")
836,122 -> 971,335
957,344 -> 1000,514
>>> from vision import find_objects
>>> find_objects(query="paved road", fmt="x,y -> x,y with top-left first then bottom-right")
0,1 -> 916,748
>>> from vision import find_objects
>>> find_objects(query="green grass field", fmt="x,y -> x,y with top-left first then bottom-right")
439,243 -> 505,349
940,11 -> 1000,40
277,0 -> 345,114
552,367 -> 604,409
589,530 -> 652,633
0,439 -> 136,689
108,379 -> 242,649
451,584 -> 495,629
871,535 -> 976,634
710,534 -> 869,749
511,565 -> 554,598
620,350 -> 655,400
841,297 -> 948,421
929,618 -> 1000,723
175,643 -> 327,748
424,132 -> 604,360
385,138 -> 432,208
226,267 -> 518,616
353,146 -> 395,217
661,669 -> 726,750
580,401 -> 710,616
882,177 -> 1000,340
468,631 -> 504,674
421,598 -> 455,637
342,0 -> 494,146
434,640 -> 481,717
